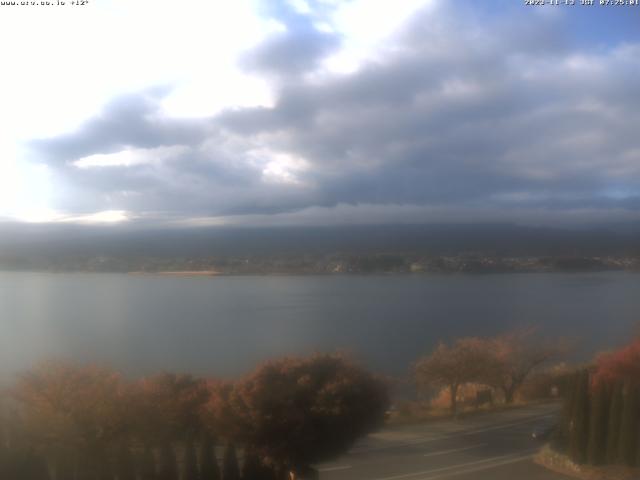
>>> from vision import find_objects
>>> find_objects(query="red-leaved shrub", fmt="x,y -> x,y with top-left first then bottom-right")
592,339 -> 640,387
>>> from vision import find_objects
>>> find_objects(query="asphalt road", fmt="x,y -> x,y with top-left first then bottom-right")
317,403 -> 570,480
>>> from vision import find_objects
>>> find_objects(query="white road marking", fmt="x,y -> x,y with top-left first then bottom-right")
318,465 -> 353,472
422,444 -> 486,458
352,414 -> 554,454
372,451 -> 536,480
419,452 -> 534,479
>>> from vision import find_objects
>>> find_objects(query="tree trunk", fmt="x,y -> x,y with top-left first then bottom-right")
504,386 -> 516,404
450,384 -> 459,416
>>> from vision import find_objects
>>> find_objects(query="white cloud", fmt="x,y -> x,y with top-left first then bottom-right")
6,0 -> 640,227
0,0 -> 277,220
257,150 -> 310,185
287,0 -> 312,14
73,145 -> 189,169
323,0 -> 434,73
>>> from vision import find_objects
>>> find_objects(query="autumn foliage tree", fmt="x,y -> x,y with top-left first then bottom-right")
202,381 -> 237,443
226,354 -> 389,480
6,354 -> 390,480
13,361 -> 130,479
414,338 -> 494,414
131,372 -> 210,443
482,329 -> 566,404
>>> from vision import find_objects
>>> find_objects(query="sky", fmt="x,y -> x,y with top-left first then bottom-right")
1,0 -> 639,227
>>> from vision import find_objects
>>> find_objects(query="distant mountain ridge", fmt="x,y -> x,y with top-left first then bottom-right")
1,223 -> 640,273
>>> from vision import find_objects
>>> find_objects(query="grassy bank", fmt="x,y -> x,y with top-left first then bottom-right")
535,444 -> 640,480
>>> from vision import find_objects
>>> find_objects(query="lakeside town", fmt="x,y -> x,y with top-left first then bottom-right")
1,253 -> 640,275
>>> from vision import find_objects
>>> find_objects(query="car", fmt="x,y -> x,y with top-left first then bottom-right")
531,423 -> 558,441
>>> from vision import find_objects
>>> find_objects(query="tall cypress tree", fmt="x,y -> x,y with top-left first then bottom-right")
606,381 -> 624,464
242,449 -> 281,480
561,372 -> 578,447
137,445 -> 157,480
157,443 -> 178,480
241,449 -> 263,480
183,440 -> 199,480
21,449 -> 50,480
587,382 -> 609,465
222,444 -> 240,480
114,443 -> 135,480
52,450 -> 74,480
200,435 -> 220,480
569,370 -> 590,464
617,383 -> 639,467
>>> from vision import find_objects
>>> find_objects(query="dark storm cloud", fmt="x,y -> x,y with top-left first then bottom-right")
26,1 -> 640,224
30,87 -> 210,166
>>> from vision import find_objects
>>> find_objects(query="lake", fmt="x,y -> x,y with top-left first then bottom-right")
0,271 -> 638,380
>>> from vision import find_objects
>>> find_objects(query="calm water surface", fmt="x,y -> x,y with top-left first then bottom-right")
0,271 -> 638,378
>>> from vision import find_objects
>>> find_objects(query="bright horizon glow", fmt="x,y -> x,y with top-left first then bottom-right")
16,209 -> 131,225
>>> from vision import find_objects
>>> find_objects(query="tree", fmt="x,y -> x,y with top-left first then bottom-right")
415,338 -> 493,414
200,434 -> 220,480
569,370 -> 590,464
587,381 -> 609,465
14,361 -> 130,478
242,449 -> 265,480
617,382 -> 639,467
136,445 -> 157,480
606,381 -> 624,464
157,442 -> 178,480
227,354 -> 389,479
0,447 -> 50,480
222,444 -> 240,480
242,448 -> 281,480
183,439 -> 198,480
113,442 -> 135,480
483,329 -> 566,404
129,371 -> 210,480
202,381 -> 237,443
132,373 -> 210,444
560,372 -> 578,448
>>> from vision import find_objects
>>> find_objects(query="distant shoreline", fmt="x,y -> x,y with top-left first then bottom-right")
128,270 -> 221,277
0,268 -> 638,276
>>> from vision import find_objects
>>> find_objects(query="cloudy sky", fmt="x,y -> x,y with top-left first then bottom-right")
1,0 -> 639,227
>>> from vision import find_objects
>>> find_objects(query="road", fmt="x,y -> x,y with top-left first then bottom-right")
317,403 -> 570,480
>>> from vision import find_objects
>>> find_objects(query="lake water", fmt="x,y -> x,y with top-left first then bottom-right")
0,271 -> 638,380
